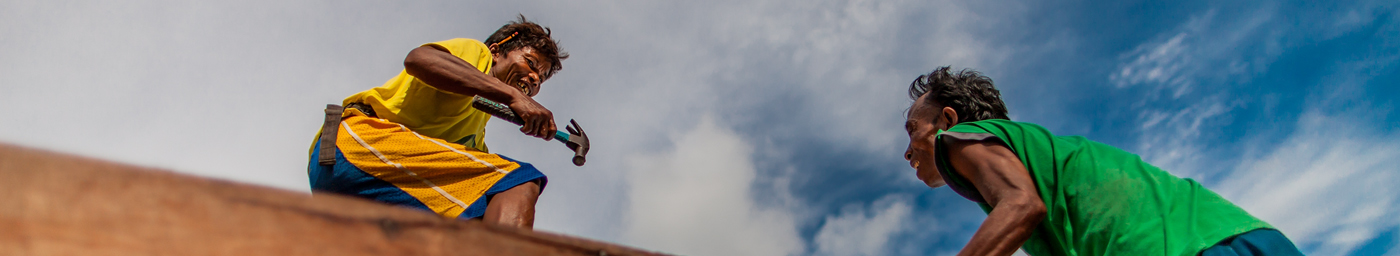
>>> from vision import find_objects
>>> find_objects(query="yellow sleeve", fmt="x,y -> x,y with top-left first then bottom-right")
422,38 -> 493,73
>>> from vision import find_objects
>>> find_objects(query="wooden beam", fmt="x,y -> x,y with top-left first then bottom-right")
0,143 -> 664,256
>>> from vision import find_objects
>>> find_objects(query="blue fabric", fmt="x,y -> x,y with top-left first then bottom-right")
308,139 -> 432,212
458,154 -> 547,220
306,139 -> 548,219
1200,229 -> 1305,256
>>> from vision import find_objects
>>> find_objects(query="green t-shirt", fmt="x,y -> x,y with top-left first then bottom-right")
933,119 -> 1271,256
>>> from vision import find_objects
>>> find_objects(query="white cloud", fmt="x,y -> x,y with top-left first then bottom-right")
691,0 -> 1015,156
1111,32 -> 1192,93
620,115 -> 803,256
1108,8 -> 1277,99
1212,112 -> 1400,255
813,195 -> 914,256
1113,7 -> 1280,177
0,0 -> 437,191
1113,4 -> 1400,255
1135,98 -> 1239,178
509,0 -> 1016,247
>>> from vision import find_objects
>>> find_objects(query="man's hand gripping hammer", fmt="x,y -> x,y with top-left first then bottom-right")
471,97 -> 591,166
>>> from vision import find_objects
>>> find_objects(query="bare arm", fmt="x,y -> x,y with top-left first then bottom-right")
948,140 -> 1047,256
404,45 -> 525,104
403,46 -> 556,140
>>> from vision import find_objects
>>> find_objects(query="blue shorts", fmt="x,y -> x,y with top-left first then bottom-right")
1200,229 -> 1305,256
308,138 -> 546,220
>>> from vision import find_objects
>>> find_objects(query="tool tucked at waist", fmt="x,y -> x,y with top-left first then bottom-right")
317,104 -> 344,165
317,102 -> 377,165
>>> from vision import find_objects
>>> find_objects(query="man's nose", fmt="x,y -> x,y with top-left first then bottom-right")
522,73 -> 541,96
904,145 -> 913,161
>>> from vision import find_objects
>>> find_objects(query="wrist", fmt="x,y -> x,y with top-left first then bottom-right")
503,90 -> 531,105
490,81 -> 528,105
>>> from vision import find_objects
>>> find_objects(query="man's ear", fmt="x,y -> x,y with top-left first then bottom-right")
488,44 -> 502,56
941,107 -> 960,127
487,45 -> 508,64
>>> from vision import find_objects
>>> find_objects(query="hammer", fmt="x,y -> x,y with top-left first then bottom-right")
471,97 -> 591,166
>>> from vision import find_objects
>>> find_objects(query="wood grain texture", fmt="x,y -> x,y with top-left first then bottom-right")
0,143 -> 664,256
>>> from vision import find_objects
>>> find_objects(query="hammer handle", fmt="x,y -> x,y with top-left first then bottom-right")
470,97 -> 570,141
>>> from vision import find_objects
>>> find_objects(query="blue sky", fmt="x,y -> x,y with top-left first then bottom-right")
1,0 -> 1396,255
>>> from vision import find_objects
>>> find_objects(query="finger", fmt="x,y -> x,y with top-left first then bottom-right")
527,114 -> 544,138
520,113 -> 533,136
531,116 -> 548,139
544,119 -> 556,141
539,118 -> 553,140
526,117 -> 542,138
523,115 -> 536,137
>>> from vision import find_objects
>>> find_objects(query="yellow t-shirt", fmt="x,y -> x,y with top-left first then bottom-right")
342,38 -> 495,152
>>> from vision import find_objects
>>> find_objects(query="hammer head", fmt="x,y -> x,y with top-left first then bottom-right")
561,119 -> 590,166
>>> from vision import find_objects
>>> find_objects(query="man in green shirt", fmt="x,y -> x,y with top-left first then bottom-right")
902,66 -> 1305,256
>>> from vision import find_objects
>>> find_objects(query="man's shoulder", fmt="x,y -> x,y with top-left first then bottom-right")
420,38 -> 493,72
945,120 -> 1069,149
433,38 -> 487,47
950,119 -> 1046,134
423,38 -> 490,56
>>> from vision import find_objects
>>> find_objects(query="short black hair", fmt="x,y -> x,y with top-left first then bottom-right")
907,66 -> 1009,122
484,14 -> 569,80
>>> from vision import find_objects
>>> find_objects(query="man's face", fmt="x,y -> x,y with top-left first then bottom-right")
905,96 -> 949,188
491,46 -> 552,97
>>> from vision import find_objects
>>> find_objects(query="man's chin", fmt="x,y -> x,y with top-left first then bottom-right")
916,170 -> 945,188
923,179 -> 947,188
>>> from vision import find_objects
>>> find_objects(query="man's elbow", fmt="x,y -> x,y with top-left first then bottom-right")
403,46 -> 437,76
1026,200 -> 1046,221
1006,194 -> 1047,222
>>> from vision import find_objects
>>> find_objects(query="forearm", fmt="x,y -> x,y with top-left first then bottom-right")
959,199 -> 1045,256
404,46 -> 528,104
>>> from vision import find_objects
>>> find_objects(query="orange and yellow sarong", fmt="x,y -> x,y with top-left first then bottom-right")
308,108 -> 546,219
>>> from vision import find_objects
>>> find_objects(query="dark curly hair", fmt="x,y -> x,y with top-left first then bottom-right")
907,66 -> 1009,122
484,14 -> 569,80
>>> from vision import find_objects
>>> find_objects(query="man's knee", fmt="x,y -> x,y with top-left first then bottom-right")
483,180 -> 542,228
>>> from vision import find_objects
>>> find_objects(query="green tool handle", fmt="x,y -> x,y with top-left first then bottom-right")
470,97 -> 570,140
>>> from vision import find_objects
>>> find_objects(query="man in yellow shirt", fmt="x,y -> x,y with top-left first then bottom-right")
308,15 -> 568,229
